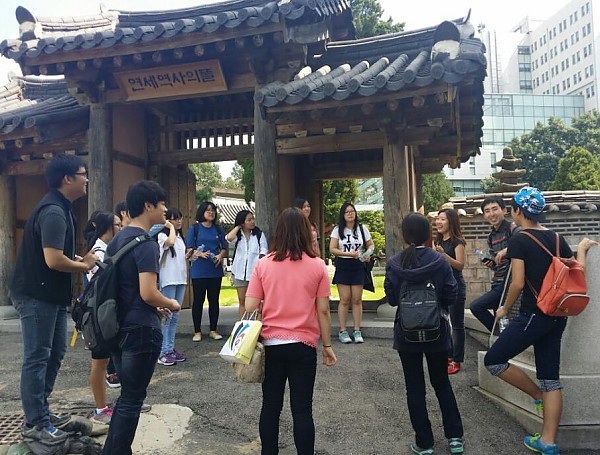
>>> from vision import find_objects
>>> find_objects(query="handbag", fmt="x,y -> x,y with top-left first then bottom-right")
358,224 -> 375,293
232,341 -> 265,383
219,311 -> 262,364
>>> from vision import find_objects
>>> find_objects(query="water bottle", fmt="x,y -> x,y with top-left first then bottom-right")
359,247 -> 374,262
498,316 -> 510,333
190,244 -> 205,262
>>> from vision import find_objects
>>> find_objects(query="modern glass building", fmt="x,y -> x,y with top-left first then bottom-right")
445,93 -> 585,196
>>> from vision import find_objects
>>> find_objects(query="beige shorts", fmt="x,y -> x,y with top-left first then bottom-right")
232,278 -> 250,288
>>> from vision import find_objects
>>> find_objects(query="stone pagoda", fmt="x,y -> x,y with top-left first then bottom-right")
490,146 -> 528,192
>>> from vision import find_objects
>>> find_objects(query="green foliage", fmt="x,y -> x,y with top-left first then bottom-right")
222,176 -> 241,190
510,112 -> 600,190
422,173 -> 455,213
358,210 -> 384,235
322,180 -> 359,225
235,159 -> 255,203
480,176 -> 501,193
350,0 -> 404,38
550,146 -> 600,191
370,231 -> 385,256
189,162 -> 222,203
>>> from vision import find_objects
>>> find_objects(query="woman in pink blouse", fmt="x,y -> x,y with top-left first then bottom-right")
245,207 -> 336,455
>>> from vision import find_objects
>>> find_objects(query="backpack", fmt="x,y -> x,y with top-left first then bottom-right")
193,223 -> 226,250
521,231 -> 589,317
72,233 -> 152,351
396,280 -> 442,343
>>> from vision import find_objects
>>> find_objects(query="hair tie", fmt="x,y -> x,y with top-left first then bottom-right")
409,243 -> 416,247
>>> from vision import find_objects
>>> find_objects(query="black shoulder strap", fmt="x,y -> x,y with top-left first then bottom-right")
358,223 -> 367,246
193,223 -> 199,247
109,234 -> 152,264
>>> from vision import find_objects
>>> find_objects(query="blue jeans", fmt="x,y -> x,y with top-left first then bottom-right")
103,325 -> 162,455
160,284 -> 186,355
260,343 -> 317,455
11,296 -> 67,427
484,312 -> 567,380
469,282 -> 504,332
399,350 -> 463,449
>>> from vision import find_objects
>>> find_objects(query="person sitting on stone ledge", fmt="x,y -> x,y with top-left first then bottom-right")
483,186 -> 597,455
470,196 -> 518,332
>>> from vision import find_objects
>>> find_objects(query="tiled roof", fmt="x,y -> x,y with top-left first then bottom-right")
213,195 -> 255,225
256,17 -> 486,107
1,0 -> 351,61
446,191 -> 600,217
0,75 -> 87,136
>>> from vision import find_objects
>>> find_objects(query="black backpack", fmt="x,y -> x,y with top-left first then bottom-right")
231,229 -> 263,262
72,233 -> 151,351
396,280 -> 442,343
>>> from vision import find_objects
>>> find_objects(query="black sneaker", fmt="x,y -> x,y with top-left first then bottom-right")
49,413 -> 71,429
106,373 -> 121,388
22,424 -> 68,446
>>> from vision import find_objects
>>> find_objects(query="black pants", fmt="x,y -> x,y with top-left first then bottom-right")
398,350 -> 463,449
191,277 -> 222,332
260,343 -> 317,455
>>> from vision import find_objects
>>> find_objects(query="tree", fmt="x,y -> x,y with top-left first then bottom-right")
235,159 -> 255,203
189,162 -> 222,202
510,117 -> 579,190
222,176 -> 241,190
358,210 -> 385,254
322,180 -> 359,225
550,146 -> 600,191
422,172 -> 455,213
350,0 -> 404,39
480,176 -> 501,193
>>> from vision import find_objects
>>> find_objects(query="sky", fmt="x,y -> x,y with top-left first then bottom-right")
0,0 -> 570,176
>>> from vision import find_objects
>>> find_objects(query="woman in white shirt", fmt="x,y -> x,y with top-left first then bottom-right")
156,208 -> 188,366
329,202 -> 374,345
226,210 -> 268,318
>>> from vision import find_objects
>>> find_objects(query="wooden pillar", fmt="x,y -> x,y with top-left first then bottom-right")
88,103 -> 113,213
0,174 -> 16,305
253,101 -> 278,241
382,132 -> 411,258
415,171 -> 425,214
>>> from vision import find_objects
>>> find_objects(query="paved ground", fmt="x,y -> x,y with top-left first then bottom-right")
0,307 -> 595,454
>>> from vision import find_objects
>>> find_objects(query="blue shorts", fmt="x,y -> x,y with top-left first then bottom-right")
484,312 -> 567,380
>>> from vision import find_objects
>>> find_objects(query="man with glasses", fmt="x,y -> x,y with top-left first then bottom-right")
10,154 -> 98,448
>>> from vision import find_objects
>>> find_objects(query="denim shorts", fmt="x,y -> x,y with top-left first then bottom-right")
484,312 -> 567,380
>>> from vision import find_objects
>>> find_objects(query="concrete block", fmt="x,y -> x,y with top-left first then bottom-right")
477,351 -> 600,426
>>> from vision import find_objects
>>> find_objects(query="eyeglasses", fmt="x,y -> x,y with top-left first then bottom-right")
205,208 -> 216,213
73,172 -> 88,178
344,210 -> 356,214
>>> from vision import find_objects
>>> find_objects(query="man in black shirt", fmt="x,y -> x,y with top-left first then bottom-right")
10,155 -> 98,446
470,196 -> 518,332
484,187 -> 597,455
102,181 -> 180,455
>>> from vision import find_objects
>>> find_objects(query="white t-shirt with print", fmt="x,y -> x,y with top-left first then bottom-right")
330,224 -> 371,259
158,232 -> 188,287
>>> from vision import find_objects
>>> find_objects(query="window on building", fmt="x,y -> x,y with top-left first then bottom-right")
577,51 -> 581,62
570,14 -> 573,25
591,64 -> 595,75
576,31 -> 580,42
586,2 -> 590,14
583,25 -> 587,37
574,74 -> 578,85
586,87 -> 591,98
585,67 -> 589,77
518,45 -> 530,55
587,23 -> 591,34
560,41 -> 564,52
559,22 -> 563,33
574,11 -> 578,21
584,46 -> 588,57
592,86 -> 596,97
571,34 -> 575,45
573,55 -> 576,65
490,152 -> 497,168
582,5 -> 586,16
563,19 -> 567,29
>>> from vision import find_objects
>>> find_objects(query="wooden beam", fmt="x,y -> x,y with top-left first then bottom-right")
4,159 -> 49,176
276,131 -> 383,155
113,149 -> 146,168
21,23 -> 284,66
310,160 -> 382,180
383,133 -> 409,257
254,99 -> 278,240
165,117 -> 254,132
0,173 -> 15,305
266,83 -> 452,116
88,104 -> 113,212
149,144 -> 254,165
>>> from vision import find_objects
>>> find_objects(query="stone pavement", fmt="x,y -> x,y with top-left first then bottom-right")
0,306 -> 595,454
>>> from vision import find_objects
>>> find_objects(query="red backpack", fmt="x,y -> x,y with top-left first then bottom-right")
521,231 -> 589,317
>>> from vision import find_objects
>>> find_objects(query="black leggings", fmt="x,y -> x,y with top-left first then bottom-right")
191,277 -> 222,332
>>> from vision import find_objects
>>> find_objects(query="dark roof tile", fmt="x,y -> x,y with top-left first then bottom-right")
2,0 -> 351,61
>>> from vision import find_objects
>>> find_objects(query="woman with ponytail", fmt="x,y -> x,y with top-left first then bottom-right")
384,213 -> 464,455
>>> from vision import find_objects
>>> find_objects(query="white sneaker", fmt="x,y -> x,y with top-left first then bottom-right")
353,330 -> 364,343
192,332 -> 202,342
208,331 -> 223,340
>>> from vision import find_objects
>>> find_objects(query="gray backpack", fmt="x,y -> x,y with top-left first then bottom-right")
397,280 -> 442,343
